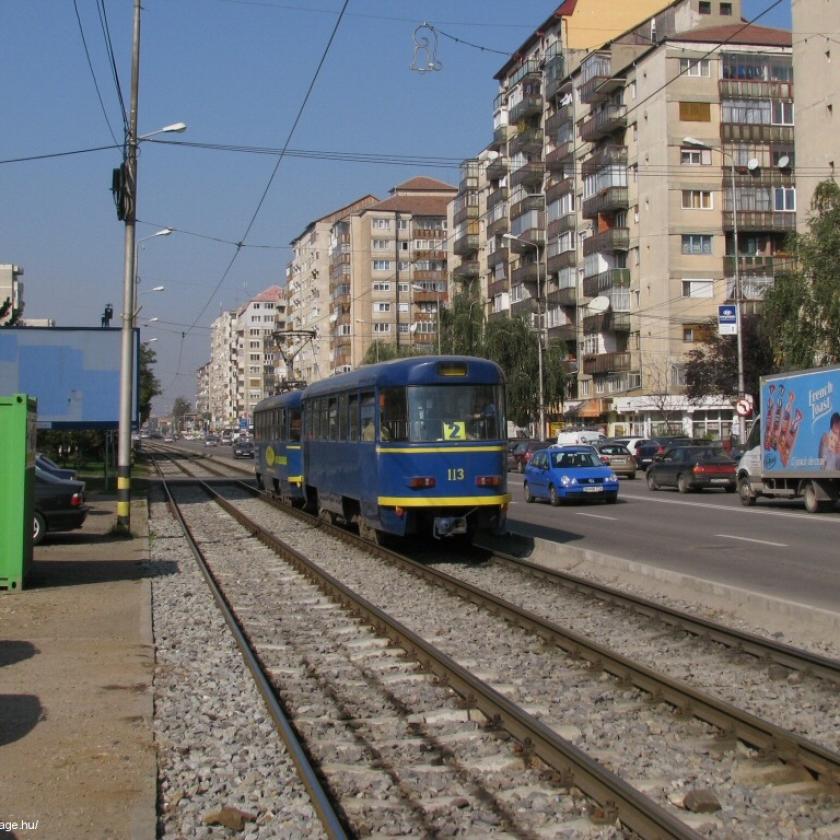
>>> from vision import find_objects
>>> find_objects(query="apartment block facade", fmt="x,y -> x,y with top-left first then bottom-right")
326,177 -> 457,375
0,264 -> 24,324
458,0 -> 794,437
792,0 -> 840,228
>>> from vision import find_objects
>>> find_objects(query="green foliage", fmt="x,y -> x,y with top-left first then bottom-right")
360,340 -> 425,365
762,180 -> 840,368
172,396 -> 192,419
684,314 -> 774,402
0,296 -> 23,325
139,343 -> 162,424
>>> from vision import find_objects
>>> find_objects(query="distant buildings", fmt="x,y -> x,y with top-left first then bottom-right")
0,264 -> 24,324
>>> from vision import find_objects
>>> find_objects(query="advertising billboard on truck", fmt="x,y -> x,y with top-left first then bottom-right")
760,366 -> 840,478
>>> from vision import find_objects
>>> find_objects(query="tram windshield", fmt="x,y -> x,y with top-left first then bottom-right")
380,385 -> 505,442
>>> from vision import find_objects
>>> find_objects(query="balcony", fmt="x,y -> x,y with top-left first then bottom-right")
546,141 -> 574,171
491,123 -> 515,149
547,212 -> 576,238
509,93 -> 543,124
719,79 -> 793,100
510,160 -> 545,189
486,156 -> 509,182
581,186 -> 629,219
546,177 -> 575,204
581,144 -> 627,174
546,250 -> 577,274
509,57 -> 540,88
723,254 -> 795,276
453,259 -> 480,280
544,44 -> 566,99
582,267 -> 630,295
725,274 -> 775,301
720,123 -> 795,144
582,227 -> 630,256
414,248 -> 446,261
413,269 -> 447,282
580,104 -> 627,142
453,201 -> 479,226
583,351 -> 631,374
510,192 -> 544,220
722,210 -> 796,232
511,296 -> 538,318
488,278 -> 508,298
459,162 -> 480,192
511,261 -> 540,285
546,103 -> 575,134
487,246 -> 509,268
487,214 -> 510,237
487,185 -> 509,210
510,128 -> 544,156
507,228 -> 545,250
414,227 -> 445,239
546,282 -> 576,307
582,310 -> 631,332
548,323 -> 576,341
579,68 -> 624,105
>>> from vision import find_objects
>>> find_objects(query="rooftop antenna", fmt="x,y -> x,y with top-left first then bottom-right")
411,22 -> 442,73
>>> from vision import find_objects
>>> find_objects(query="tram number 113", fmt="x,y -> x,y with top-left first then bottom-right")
447,468 -> 465,481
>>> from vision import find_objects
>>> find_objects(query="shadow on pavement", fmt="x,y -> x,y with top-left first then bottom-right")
0,694 -> 43,747
0,641 -> 39,669
26,559 -> 178,589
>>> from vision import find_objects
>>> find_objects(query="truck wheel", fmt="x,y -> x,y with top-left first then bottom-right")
738,476 -> 755,506
803,481 -> 830,514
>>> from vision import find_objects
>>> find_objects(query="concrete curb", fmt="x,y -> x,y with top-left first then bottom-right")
501,530 -> 840,644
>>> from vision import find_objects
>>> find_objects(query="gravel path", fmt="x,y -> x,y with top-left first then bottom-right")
220,490 -> 840,838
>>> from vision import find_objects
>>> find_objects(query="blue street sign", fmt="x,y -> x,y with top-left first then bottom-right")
719,305 -> 737,335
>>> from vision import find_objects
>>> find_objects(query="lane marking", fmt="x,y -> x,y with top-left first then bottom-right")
576,512 -> 618,521
715,533 -> 788,548
618,491 -> 840,524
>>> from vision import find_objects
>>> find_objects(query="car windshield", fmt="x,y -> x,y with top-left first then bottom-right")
599,445 -> 627,454
551,451 -> 602,468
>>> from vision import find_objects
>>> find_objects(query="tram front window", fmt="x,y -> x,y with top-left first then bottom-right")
407,385 -> 504,442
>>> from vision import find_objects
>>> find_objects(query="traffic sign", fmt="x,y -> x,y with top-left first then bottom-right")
736,398 -> 752,416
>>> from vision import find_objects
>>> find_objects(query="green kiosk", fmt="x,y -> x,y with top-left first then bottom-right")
0,394 -> 37,591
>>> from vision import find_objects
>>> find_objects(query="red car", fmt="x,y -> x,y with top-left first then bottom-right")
510,440 -> 547,472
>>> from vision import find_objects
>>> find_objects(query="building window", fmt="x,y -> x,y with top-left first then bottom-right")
373,322 -> 391,333
681,147 -> 712,166
771,100 -> 794,125
681,234 -> 713,255
720,2 -> 732,14
373,302 -> 391,313
679,58 -> 710,77
681,190 -> 713,209
671,364 -> 687,386
679,101 -> 711,122
372,218 -> 391,230
372,239 -> 389,250
774,187 -> 796,211
398,302 -> 409,313
372,260 -> 391,271
338,324 -> 351,336
372,282 -> 391,292
682,279 -> 714,298
683,327 -> 695,342
699,0 -> 711,12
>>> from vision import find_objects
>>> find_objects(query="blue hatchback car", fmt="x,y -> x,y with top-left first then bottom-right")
523,445 -> 619,505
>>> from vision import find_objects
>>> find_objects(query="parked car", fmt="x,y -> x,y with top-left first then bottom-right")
611,437 -> 651,465
635,437 -> 697,469
556,429 -> 607,446
232,439 -> 254,458
510,439 -> 545,472
524,445 -> 619,505
646,445 -> 737,493
204,435 -> 220,447
593,442 -> 637,478
36,453 -> 77,481
33,467 -> 89,545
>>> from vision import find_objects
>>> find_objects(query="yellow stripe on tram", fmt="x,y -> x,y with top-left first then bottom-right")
376,446 -> 505,454
377,494 -> 511,507
287,475 -> 303,485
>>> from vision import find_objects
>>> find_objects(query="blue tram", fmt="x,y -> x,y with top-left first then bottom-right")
253,390 -> 305,505
301,356 -> 510,541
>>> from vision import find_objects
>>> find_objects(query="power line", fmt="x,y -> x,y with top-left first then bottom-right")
94,0 -> 128,132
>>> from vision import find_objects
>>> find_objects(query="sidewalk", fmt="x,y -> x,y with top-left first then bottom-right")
0,498 -> 156,840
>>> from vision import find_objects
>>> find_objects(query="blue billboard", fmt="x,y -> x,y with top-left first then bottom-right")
760,366 -> 840,478
0,327 -> 139,429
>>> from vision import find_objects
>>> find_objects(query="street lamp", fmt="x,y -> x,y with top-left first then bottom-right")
683,136 -> 745,438
114,1 -> 187,533
503,232 -> 545,441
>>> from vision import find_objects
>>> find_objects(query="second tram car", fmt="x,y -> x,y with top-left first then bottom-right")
253,390 -> 305,505
302,356 -> 510,541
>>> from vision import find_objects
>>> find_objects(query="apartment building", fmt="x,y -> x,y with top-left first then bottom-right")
195,361 -> 210,420
792,0 -> 840,229
0,264 -> 24,324
464,0 -> 793,437
327,177 -> 457,373
286,195 -> 378,384
208,309 -> 237,429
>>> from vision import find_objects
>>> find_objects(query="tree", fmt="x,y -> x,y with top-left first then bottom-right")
762,180 -> 840,368
0,296 -> 22,326
684,314 -> 774,403
139,343 -> 162,424
172,397 -> 192,424
360,340 -> 424,365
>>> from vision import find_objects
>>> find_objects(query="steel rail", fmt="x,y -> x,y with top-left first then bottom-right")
152,466 -> 350,839
480,545 -> 840,686
199,479 -> 703,840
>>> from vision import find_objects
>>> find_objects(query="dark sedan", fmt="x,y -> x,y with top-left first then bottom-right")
645,446 -> 737,493
33,467 -> 89,545
232,439 -> 255,458
635,436 -> 697,469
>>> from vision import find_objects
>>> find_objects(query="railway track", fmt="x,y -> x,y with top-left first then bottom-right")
145,449 -> 840,836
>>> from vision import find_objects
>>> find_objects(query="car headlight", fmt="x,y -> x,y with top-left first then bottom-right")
608,472 -> 617,481
561,475 -> 576,486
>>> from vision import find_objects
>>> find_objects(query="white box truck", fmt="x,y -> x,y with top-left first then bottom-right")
737,364 -> 840,513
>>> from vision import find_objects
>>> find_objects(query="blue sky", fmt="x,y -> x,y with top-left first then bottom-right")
1,0 -> 791,415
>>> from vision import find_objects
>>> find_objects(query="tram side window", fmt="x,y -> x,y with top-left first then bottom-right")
319,398 -> 329,440
348,393 -> 360,441
360,391 -> 376,441
380,387 -> 408,441
289,408 -> 302,442
327,397 -> 338,441
338,393 -> 349,441
277,408 -> 286,440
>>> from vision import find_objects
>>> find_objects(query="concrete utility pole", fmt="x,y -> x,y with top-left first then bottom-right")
116,0 -> 142,533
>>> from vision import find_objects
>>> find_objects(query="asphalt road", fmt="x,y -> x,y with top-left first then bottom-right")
161,441 -> 840,613
507,470 -> 840,613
